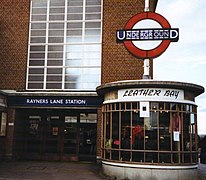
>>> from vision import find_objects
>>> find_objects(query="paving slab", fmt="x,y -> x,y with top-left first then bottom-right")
0,161 -> 107,180
0,160 -> 205,180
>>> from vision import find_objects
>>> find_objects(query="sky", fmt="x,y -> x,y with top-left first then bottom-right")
154,0 -> 206,134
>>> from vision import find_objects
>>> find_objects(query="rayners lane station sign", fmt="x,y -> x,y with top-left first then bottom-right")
7,96 -> 103,107
116,12 -> 179,59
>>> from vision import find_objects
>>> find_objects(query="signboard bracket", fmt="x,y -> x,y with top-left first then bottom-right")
143,58 -> 150,79
144,0 -> 149,12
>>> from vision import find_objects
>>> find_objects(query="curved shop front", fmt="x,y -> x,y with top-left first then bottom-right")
97,80 -> 204,180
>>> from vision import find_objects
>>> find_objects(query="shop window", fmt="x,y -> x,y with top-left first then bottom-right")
102,102 -> 198,165
26,116 -> 41,153
132,112 -> 144,162
64,116 -> 78,154
145,112 -> 158,162
79,113 -> 97,156
111,112 -> 120,160
105,112 -> 111,159
0,112 -> 7,136
126,102 -> 131,110
28,116 -> 41,137
132,102 -> 138,110
102,111 -> 107,159
121,102 -> 126,110
121,111 -> 131,151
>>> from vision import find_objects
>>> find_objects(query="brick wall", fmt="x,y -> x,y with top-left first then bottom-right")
0,0 -> 155,90
0,0 -> 30,90
101,0 -> 154,84
96,107 -> 102,158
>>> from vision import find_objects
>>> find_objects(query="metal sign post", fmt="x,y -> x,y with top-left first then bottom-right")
143,0 -> 150,79
143,58 -> 150,79
144,0 -> 149,12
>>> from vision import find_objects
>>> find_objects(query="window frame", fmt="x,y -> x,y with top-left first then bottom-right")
102,101 -> 199,165
26,0 -> 102,90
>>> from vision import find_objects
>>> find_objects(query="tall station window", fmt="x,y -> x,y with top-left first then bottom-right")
27,0 -> 102,90
102,102 -> 199,164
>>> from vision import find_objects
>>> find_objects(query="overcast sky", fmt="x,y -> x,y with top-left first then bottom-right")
154,0 -> 206,134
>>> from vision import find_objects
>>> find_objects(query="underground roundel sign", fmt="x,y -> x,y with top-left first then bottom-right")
116,12 -> 179,59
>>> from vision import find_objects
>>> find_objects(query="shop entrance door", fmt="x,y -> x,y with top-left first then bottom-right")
79,113 -> 97,161
25,113 -> 79,161
43,115 -> 62,160
15,109 -> 97,161
62,115 -> 78,161
43,114 -> 80,161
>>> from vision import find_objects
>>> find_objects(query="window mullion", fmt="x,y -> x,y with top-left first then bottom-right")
110,111 -> 112,160
26,0 -> 33,90
82,0 -> 86,60
119,108 -> 121,160
44,0 -> 50,90
157,111 -> 160,163
62,0 -> 68,90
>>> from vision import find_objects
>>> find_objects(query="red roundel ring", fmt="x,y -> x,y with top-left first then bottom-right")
124,12 -> 171,59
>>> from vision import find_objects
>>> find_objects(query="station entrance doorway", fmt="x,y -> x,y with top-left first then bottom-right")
14,109 -> 97,161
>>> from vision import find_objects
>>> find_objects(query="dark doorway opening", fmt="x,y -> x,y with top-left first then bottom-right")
13,109 -> 97,162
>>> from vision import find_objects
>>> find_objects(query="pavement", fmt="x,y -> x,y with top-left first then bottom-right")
0,161 -> 107,180
0,160 -> 205,180
198,163 -> 206,180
